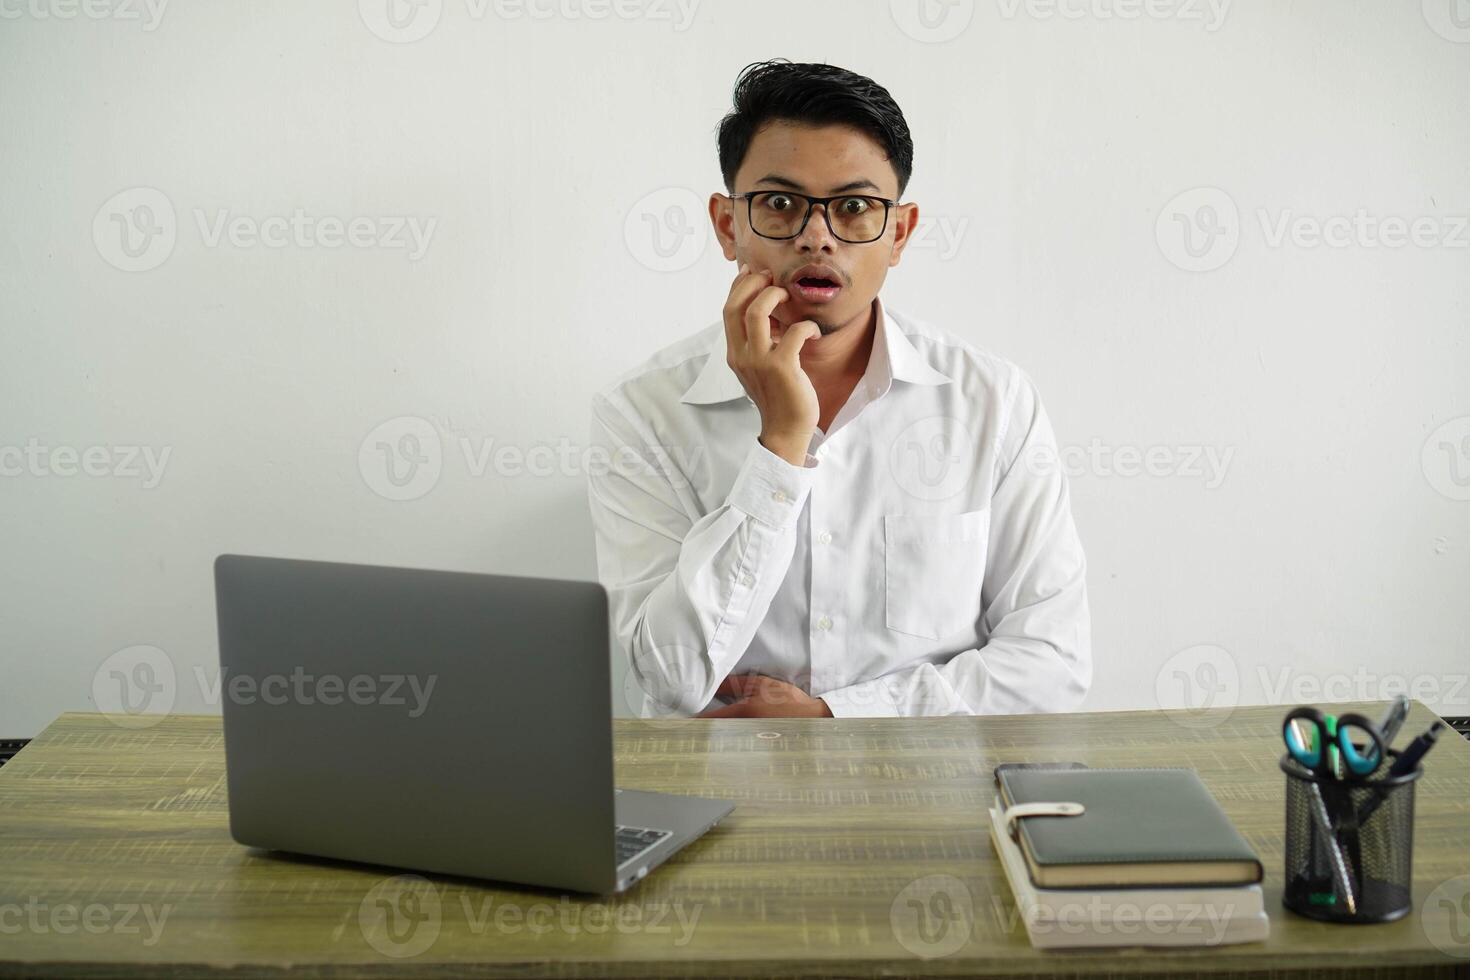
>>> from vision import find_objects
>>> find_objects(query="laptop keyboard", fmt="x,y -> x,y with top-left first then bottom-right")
616,825 -> 671,866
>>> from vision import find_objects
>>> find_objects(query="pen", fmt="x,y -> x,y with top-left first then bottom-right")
1386,721 -> 1445,778
1375,695 -> 1411,747
1306,780 -> 1356,914
1352,721 -> 1443,827
1325,714 -> 1342,779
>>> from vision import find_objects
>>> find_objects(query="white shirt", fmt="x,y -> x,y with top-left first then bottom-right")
586,296 -> 1091,717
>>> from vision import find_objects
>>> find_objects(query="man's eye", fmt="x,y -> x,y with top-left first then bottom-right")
839,197 -> 870,214
765,195 -> 794,211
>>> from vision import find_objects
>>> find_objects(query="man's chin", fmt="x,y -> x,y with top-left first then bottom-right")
772,322 -> 829,343
772,312 -> 843,339
797,317 -> 841,337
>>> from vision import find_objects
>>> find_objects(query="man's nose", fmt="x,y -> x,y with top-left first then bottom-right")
794,203 -> 838,252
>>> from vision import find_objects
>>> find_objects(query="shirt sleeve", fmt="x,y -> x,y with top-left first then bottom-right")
817,371 -> 1092,718
587,390 -> 817,716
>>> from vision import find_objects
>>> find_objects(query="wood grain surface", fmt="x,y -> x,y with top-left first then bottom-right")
1,702 -> 1468,978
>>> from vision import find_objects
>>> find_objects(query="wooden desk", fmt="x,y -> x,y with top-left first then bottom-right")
1,703 -> 1468,978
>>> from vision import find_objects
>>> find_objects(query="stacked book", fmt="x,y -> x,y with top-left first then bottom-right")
988,766 -> 1269,949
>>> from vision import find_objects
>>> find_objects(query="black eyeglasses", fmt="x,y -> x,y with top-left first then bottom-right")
733,190 -> 898,244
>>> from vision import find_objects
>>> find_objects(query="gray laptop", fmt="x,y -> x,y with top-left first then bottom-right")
213,553 -> 733,893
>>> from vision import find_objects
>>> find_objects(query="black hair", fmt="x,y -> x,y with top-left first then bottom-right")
716,60 -> 914,197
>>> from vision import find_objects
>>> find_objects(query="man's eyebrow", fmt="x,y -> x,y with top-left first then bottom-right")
752,174 -> 885,195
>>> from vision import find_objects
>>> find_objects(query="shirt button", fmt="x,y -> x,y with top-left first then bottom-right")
816,615 -> 833,631
772,489 -> 788,504
817,530 -> 832,544
741,573 -> 755,588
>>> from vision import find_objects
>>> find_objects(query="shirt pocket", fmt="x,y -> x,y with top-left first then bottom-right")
883,509 -> 991,640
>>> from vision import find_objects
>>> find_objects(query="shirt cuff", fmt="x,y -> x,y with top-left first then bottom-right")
818,680 -> 904,718
726,438 -> 816,529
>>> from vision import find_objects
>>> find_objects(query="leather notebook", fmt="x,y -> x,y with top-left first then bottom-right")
994,766 -> 1264,889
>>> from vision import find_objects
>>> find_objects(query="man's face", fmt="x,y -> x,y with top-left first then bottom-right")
710,121 -> 918,338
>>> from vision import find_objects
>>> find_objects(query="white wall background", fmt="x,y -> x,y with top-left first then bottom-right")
2,0 -> 1467,737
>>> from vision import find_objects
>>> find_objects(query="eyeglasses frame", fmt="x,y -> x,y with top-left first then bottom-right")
731,190 -> 900,244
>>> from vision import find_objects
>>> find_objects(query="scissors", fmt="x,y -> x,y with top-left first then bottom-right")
1282,706 -> 1386,780
1281,706 -> 1388,915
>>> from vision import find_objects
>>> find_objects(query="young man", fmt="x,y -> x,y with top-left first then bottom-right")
588,60 -> 1091,718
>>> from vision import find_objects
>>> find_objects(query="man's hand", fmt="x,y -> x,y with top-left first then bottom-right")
723,263 -> 821,466
696,674 -> 834,718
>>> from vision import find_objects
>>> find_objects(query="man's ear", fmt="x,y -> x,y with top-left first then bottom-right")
709,192 -> 738,261
888,201 -> 920,268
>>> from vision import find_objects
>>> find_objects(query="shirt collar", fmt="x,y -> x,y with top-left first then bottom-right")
679,295 -> 951,406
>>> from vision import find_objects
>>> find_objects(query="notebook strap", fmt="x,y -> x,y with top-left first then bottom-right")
1002,801 -> 1085,839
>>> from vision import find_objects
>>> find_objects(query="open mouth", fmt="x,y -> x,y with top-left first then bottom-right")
792,273 -> 842,303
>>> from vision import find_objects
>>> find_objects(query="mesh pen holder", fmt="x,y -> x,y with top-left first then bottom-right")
1280,751 -> 1420,923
